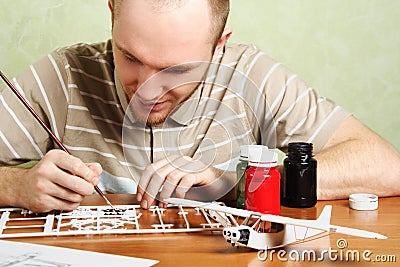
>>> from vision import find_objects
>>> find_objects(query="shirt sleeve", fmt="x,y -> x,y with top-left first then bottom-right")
242,45 -> 352,153
0,51 -> 69,165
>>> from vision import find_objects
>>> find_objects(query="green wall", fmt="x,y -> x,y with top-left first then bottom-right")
1,0 -> 399,151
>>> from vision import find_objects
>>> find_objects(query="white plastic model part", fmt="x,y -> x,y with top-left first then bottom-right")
0,205 -> 223,239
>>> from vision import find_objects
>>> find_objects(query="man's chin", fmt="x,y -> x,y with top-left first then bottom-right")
146,117 -> 167,127
133,114 -> 167,126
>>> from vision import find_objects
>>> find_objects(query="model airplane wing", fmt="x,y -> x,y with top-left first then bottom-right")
166,198 -> 261,217
166,198 -> 387,240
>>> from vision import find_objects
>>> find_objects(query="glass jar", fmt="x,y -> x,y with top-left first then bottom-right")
245,146 -> 280,215
281,142 -> 317,208
236,145 -> 249,209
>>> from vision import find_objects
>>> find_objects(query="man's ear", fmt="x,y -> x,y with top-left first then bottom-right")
212,28 -> 233,62
108,0 -> 114,23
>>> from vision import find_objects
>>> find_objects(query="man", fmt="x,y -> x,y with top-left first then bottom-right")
0,0 -> 399,213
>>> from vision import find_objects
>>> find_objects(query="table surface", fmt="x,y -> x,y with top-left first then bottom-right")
5,194 -> 400,266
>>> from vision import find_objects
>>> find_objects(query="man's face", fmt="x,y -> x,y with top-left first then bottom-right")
112,0 -> 216,125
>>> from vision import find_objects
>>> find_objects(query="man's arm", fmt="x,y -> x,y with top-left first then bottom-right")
0,150 -> 102,212
316,115 -> 400,199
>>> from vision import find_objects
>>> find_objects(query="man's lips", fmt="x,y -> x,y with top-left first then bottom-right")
138,99 -> 166,112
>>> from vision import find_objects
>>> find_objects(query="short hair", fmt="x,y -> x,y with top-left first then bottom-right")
111,0 -> 230,48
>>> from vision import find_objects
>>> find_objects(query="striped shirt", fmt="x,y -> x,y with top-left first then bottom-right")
0,40 -> 351,193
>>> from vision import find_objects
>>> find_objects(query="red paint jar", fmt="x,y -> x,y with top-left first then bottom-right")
245,146 -> 280,215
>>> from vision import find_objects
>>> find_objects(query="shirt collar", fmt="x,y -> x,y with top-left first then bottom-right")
168,83 -> 203,126
114,70 -> 137,123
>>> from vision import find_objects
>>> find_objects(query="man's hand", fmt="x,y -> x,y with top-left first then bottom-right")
136,155 -> 221,209
1,149 -> 102,213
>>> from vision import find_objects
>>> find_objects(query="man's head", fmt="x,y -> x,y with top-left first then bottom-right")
110,0 -> 230,49
108,0 -> 231,125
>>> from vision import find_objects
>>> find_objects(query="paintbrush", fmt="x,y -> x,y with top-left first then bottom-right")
0,70 -> 117,211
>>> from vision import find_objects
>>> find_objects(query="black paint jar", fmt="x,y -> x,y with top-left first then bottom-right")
281,142 -> 317,208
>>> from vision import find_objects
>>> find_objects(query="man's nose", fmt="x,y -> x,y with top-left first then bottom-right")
136,67 -> 165,101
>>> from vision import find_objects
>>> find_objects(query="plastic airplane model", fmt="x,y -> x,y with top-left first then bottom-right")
165,198 -> 387,250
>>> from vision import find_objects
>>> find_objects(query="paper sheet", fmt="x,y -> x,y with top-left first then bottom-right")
0,240 -> 158,267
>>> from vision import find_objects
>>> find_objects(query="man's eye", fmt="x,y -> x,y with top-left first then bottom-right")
125,55 -> 141,64
164,67 -> 190,74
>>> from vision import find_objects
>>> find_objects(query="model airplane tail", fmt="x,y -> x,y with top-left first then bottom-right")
166,198 -> 387,240
316,205 -> 332,225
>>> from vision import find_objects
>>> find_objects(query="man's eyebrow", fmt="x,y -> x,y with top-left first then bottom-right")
114,42 -> 203,71
165,62 -> 203,72
115,43 -> 142,63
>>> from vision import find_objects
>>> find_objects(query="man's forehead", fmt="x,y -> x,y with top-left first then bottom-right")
112,0 -> 214,68
116,0 -> 203,14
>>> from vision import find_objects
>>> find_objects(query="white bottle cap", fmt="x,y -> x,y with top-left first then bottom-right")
349,193 -> 378,211
239,145 -> 267,160
248,146 -> 277,167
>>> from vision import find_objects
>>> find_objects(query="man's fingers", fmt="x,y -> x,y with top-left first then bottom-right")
35,175 -> 85,204
49,183 -> 85,204
137,155 -> 180,201
49,165 -> 95,196
140,171 -> 165,209
87,162 -> 102,185
44,197 -> 81,213
46,150 -> 99,184
44,150 -> 99,195
137,158 -> 168,200
139,155 -> 190,208
159,169 -> 186,202
175,174 -> 196,198
27,192 -> 81,213
54,190 -> 84,206
158,172 -> 197,209
157,157 -> 197,200
139,156 -> 211,208
140,160 -> 183,208
19,150 -> 101,213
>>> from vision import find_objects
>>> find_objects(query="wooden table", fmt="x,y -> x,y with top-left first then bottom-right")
6,195 -> 400,266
